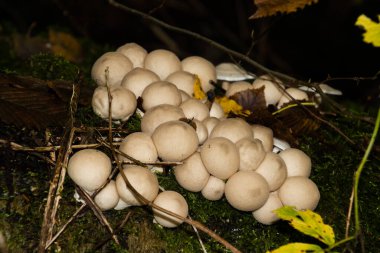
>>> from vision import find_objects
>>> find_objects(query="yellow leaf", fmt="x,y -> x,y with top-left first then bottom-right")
355,14 -> 380,47
193,75 -> 207,100
274,206 -> 335,246
214,97 -> 251,116
48,29 -> 82,62
250,0 -> 319,19
267,243 -> 324,253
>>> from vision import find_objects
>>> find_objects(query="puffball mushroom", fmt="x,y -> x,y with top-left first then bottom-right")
144,49 -> 182,79
120,67 -> 160,98
181,56 -> 216,93
252,75 -> 284,106
152,191 -> 189,228
202,117 -> 220,136
279,148 -> 312,177
141,81 -> 182,111
277,87 -> 309,108
278,176 -> 320,211
92,86 -> 137,122
114,198 -> 131,210
141,104 -> 185,135
252,191 -> 283,225
225,171 -> 270,211
209,101 -> 225,119
67,149 -> 111,192
210,118 -> 253,143
118,132 -> 158,164
116,42 -> 147,68
255,152 -> 288,191
152,120 -> 199,162
236,138 -> 266,171
192,119 -> 208,144
115,165 -> 159,206
200,137 -> 239,180
174,152 -> 210,192
251,124 -> 274,152
225,81 -> 253,97
179,98 -> 210,121
201,175 -> 225,201
165,70 -> 196,96
94,180 -> 119,211
91,51 -> 133,87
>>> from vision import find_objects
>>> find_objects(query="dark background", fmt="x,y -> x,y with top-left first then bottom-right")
1,0 -> 379,100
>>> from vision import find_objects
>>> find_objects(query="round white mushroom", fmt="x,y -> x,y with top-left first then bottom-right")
118,132 -> 158,165
181,56 -> 216,93
67,149 -> 112,192
94,180 -> 119,211
202,117 -> 220,136
252,191 -> 283,225
116,42 -> 147,68
209,101 -> 225,119
165,70 -> 197,96
225,81 -> 253,97
277,87 -> 309,108
210,118 -> 253,143
141,81 -> 182,111
201,175 -> 225,201
255,152 -> 288,191
120,67 -> 160,98
179,98 -> 210,121
114,198 -> 131,210
236,138 -> 266,171
144,49 -> 182,79
279,148 -> 312,177
192,119 -> 209,144
251,124 -> 274,152
252,75 -> 284,106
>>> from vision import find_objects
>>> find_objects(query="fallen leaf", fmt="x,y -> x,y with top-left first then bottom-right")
250,0 -> 319,19
266,242 -> 324,253
355,14 -> 380,47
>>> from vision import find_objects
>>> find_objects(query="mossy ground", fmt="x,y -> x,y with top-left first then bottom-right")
0,27 -> 379,253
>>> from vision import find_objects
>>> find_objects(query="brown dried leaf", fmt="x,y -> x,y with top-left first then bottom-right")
250,0 -> 319,19
230,86 -> 267,112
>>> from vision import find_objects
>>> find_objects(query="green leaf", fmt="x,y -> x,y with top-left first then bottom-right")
274,206 -> 335,246
266,243 -> 324,253
355,14 -> 380,47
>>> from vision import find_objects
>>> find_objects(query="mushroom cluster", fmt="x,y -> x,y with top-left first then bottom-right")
68,42 -> 322,228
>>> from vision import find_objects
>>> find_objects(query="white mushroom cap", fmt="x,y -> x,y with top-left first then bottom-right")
116,42 -> 147,68
278,148 -> 312,177
114,198 -> 131,210
216,62 -> 256,81
165,70 -> 196,96
179,98 -> 210,121
252,75 -> 284,106
144,49 -> 182,79
118,132 -> 158,164
201,175 -> 225,201
202,117 -> 220,136
181,56 -> 216,93
225,171 -> 270,211
94,180 -> 119,211
225,81 -> 253,97
255,152 -> 288,191
200,137 -> 239,180
67,149 -> 111,192
141,81 -> 182,111
141,104 -> 185,135
91,86 -> 137,122
179,90 -> 191,102
277,87 -> 309,108
278,176 -> 320,211
210,118 -> 253,143
236,138 -> 266,171
192,119 -> 208,144
91,51 -> 133,87
209,101 -> 225,119
252,191 -> 283,225
152,120 -> 199,162
152,191 -> 189,228
272,137 -> 291,153
251,124 -> 274,152
120,67 -> 160,98
115,165 -> 159,206
174,152 -> 210,192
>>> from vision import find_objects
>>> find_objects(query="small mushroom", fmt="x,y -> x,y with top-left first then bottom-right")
236,138 -> 266,171
94,180 -> 119,211
179,98 -> 210,121
144,49 -> 182,79
252,75 -> 284,106
91,51 -> 133,87
252,191 -> 283,225
278,148 -> 312,177
120,67 -> 160,98
67,149 -> 112,192
141,104 -> 185,135
251,124 -> 274,152
255,152 -> 287,191
200,137 -> 239,180
278,176 -> 320,211
272,137 -> 291,153
114,198 -> 131,210
116,42 -> 147,68
141,81 -> 182,111
225,171 -> 270,211
201,175 -> 225,201
182,56 -> 216,93
216,62 -> 256,81
92,86 -> 137,122
118,132 -> 158,164
210,118 -> 253,143
192,119 -> 209,144
174,152 -> 210,192
152,120 -> 199,162
277,87 -> 309,108
165,70 -> 197,96
115,165 -> 159,206
152,191 -> 189,228
225,81 -> 253,97
209,101 -> 225,119
202,117 -> 220,136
